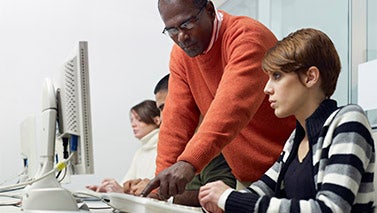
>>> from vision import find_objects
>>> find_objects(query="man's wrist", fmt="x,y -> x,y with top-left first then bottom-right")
178,160 -> 196,173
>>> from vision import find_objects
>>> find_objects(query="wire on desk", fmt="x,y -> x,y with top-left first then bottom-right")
56,165 -> 68,182
0,193 -> 22,207
0,152 -> 75,193
0,167 -> 28,186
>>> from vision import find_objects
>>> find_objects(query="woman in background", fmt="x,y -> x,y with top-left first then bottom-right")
87,100 -> 160,194
198,28 -> 375,212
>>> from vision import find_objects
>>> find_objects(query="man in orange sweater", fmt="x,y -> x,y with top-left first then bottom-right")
142,0 -> 295,199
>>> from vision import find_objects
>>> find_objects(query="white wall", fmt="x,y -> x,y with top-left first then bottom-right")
0,0 -> 173,187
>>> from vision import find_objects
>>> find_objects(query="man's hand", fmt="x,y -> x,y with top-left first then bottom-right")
141,161 -> 195,199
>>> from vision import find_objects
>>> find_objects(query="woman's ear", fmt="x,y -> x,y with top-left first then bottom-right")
305,66 -> 320,87
153,116 -> 161,126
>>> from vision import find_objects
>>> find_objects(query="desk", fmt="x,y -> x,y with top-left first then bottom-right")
0,200 -> 114,213
1,186 -> 203,213
0,194 -> 203,213
0,194 -> 114,213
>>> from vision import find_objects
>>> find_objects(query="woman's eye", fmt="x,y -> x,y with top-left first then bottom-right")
272,72 -> 281,80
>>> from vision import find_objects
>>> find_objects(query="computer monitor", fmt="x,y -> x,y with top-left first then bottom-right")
55,41 -> 94,175
22,41 -> 94,212
19,115 -> 38,183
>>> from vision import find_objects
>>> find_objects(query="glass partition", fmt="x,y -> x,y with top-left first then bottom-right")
217,0 -> 257,17
218,0 -> 350,106
368,0 -> 377,61
365,0 -> 377,127
268,0 -> 350,106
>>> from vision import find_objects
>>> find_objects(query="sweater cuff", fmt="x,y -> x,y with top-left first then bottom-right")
218,188 -> 234,210
225,190 -> 259,212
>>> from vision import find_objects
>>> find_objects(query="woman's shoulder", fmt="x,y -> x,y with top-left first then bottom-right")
326,103 -> 368,124
335,104 -> 369,123
340,103 -> 365,113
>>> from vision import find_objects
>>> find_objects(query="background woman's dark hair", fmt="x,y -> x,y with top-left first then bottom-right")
131,100 -> 160,125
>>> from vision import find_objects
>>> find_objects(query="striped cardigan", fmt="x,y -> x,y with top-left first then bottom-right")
224,99 -> 375,212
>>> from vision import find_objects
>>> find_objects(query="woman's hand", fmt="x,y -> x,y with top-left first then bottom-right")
123,178 -> 150,195
199,181 -> 230,213
86,178 -> 123,193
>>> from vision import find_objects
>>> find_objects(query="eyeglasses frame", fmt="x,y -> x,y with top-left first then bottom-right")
162,3 -> 207,37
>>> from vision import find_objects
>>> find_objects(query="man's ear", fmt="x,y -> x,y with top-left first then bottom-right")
305,66 -> 320,87
206,1 -> 216,18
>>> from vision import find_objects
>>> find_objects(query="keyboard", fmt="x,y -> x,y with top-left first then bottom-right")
71,189 -> 103,201
102,193 -> 203,213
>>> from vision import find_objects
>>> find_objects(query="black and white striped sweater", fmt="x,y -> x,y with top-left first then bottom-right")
225,99 -> 375,212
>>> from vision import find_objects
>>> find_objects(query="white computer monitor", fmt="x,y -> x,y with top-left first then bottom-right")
55,41 -> 94,175
19,115 -> 38,183
21,41 -> 94,212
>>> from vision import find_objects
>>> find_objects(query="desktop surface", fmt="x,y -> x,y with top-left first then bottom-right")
1,189 -> 203,213
0,194 -> 112,213
101,192 -> 202,213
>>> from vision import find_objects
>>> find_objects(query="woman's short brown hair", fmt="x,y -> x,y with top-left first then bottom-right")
262,28 -> 341,97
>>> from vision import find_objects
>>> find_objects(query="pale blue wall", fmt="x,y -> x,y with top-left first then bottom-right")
219,0 -> 350,105
268,0 -> 349,106
219,0 -> 376,126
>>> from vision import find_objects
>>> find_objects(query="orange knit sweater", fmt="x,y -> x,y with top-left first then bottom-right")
156,11 -> 296,182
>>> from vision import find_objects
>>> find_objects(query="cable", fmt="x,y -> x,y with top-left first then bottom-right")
57,166 -> 68,182
0,167 -> 28,186
62,137 -> 69,159
0,183 -> 24,207
0,152 -> 75,193
0,186 -> 25,194
0,194 -> 22,207
0,193 -> 22,199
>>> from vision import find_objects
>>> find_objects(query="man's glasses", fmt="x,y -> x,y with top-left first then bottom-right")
162,4 -> 207,37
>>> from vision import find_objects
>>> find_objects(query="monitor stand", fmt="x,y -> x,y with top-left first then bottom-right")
21,79 -> 86,212
21,161 -> 83,212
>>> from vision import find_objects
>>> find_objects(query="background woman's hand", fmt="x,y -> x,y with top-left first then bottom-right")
123,178 -> 151,195
86,178 -> 123,193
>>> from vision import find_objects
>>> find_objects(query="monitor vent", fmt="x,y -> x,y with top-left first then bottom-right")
63,57 -> 79,135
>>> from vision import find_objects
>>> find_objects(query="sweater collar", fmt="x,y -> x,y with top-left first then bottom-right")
203,5 -> 223,54
296,99 -> 338,145
140,128 -> 159,150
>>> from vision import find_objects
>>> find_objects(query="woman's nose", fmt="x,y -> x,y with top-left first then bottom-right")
263,80 -> 272,95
